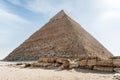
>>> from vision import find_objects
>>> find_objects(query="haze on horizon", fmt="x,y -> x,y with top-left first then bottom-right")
0,0 -> 120,59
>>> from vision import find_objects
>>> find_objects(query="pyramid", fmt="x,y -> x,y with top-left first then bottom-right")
4,10 -> 113,61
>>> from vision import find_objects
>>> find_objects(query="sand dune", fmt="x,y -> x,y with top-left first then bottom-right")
0,61 -> 114,80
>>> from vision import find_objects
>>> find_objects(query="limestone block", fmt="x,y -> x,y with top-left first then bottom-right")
79,60 -> 87,67
31,63 -> 43,67
114,68 -> 120,73
93,66 -> 113,72
38,58 -> 56,63
113,59 -> 120,67
97,59 -> 113,67
43,63 -> 52,67
62,60 -> 69,69
38,58 -> 43,62
56,58 -> 67,63
87,59 -> 97,67
42,58 -> 49,63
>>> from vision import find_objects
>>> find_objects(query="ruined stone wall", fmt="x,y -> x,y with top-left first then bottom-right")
32,56 -> 120,72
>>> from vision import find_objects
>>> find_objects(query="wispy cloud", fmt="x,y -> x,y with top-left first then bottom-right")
7,0 -> 21,6
8,0 -> 81,16
0,9 -> 28,24
0,2 -> 30,59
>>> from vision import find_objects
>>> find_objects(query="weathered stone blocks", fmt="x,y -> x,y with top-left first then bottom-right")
79,60 -> 87,67
93,66 -> 113,72
97,59 -> 113,67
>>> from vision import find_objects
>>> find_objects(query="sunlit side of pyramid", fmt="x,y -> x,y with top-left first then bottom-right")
4,10 -> 113,61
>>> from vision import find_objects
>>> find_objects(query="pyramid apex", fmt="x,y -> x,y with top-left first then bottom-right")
59,10 -> 65,13
50,10 -> 68,21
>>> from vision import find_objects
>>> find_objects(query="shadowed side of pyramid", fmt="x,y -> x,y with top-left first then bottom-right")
4,10 -> 113,61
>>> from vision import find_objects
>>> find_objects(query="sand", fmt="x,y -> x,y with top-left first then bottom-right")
0,61 -> 114,80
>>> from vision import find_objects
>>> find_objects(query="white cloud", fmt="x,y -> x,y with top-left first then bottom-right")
100,0 -> 120,9
0,8 -> 29,59
14,0 -> 76,16
99,11 -> 120,21
9,0 -> 57,15
27,0 -> 56,15
0,9 -> 28,24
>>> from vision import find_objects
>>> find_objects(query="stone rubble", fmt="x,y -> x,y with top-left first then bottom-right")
14,56 -> 120,73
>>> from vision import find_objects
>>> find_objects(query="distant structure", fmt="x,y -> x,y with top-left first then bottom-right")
4,10 -> 113,61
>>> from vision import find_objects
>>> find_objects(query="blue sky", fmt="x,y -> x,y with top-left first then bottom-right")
0,0 -> 120,59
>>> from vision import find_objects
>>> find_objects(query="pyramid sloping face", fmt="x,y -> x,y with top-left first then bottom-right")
4,10 -> 113,61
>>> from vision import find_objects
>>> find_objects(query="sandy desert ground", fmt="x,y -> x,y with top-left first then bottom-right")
0,61 -> 114,80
